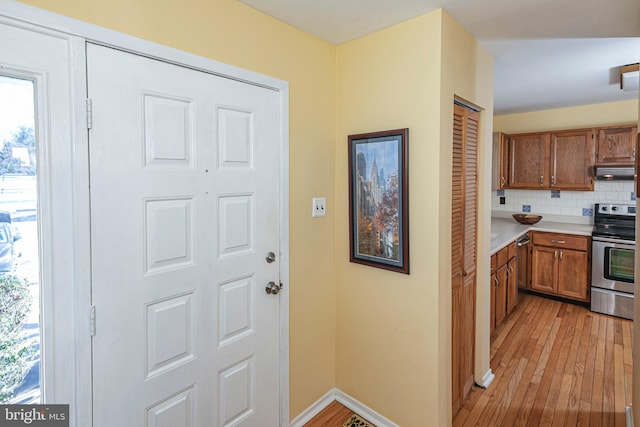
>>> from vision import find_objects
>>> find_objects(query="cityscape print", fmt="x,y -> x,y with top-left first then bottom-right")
353,138 -> 400,263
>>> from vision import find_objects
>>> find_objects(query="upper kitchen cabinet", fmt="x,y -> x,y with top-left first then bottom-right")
550,129 -> 595,190
491,132 -> 509,190
508,132 -> 550,189
497,127 -> 597,191
595,125 -> 638,166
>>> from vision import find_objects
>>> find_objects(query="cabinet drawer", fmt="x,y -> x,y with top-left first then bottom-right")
491,254 -> 497,273
532,232 -> 589,251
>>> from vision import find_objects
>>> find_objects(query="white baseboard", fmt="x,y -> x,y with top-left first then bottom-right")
626,404 -> 633,427
289,388 -> 400,427
289,389 -> 336,427
480,369 -> 495,388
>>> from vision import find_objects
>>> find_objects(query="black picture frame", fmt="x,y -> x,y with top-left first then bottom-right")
348,128 -> 409,274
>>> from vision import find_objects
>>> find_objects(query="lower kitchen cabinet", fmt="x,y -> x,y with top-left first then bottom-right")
530,231 -> 591,302
491,241 -> 517,330
506,258 -> 518,313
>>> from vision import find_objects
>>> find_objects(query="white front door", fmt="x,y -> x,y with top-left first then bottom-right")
87,44 -> 282,426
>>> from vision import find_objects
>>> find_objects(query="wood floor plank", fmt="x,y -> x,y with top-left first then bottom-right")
552,307 -> 586,427
602,317 -> 615,427
614,342 -> 626,426
452,293 -> 632,427
578,313 -> 600,426
563,313 -> 591,427
304,401 -> 370,427
622,320 -> 633,408
513,316 -> 563,427
538,305 -> 577,425
589,311 -> 608,427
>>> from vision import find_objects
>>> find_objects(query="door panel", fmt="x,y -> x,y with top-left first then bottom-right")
550,129 -> 594,190
508,133 -> 549,188
87,44 -> 280,426
557,249 -> 589,301
531,246 -> 557,294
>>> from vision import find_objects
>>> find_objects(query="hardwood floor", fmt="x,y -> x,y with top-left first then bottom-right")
454,292 -> 633,427
303,293 -> 631,427
304,401 -> 374,427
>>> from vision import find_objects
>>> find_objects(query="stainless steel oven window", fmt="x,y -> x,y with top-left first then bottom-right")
604,246 -> 634,283
591,237 -> 635,294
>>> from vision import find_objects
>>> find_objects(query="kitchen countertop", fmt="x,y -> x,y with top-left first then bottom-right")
490,217 -> 593,255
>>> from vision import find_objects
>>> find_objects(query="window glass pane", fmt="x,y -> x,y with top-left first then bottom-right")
0,75 -> 40,404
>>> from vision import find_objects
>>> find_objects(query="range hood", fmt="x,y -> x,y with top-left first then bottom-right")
594,166 -> 636,181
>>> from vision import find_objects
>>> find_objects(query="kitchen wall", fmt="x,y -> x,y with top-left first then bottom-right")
494,99 -> 639,223
494,99 -> 638,133
492,181 -> 635,222
336,10 -> 493,426
19,0 -> 338,419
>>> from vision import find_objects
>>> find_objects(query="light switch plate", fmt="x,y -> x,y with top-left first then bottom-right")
312,197 -> 326,217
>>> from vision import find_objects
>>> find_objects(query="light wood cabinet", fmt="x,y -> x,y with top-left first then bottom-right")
506,258 -> 518,314
530,232 -> 590,302
494,263 -> 507,327
506,129 -> 595,190
550,129 -> 594,190
491,241 -> 517,330
492,132 -> 509,190
508,132 -> 549,189
494,124 -> 636,190
595,125 -> 637,165
517,235 -> 531,290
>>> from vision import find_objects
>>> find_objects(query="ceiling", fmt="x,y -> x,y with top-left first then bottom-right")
238,0 -> 640,115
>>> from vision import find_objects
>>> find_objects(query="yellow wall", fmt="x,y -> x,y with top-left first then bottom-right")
335,10 -> 493,426
440,10 -> 495,411
494,99 -> 638,133
18,1 -> 497,424
634,90 -> 640,425
18,0 -> 338,419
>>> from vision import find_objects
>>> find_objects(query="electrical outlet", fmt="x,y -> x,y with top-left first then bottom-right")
312,197 -> 326,217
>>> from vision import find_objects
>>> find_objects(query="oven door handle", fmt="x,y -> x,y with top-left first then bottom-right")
592,236 -> 636,246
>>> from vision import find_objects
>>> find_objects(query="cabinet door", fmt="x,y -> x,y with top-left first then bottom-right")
596,126 -> 637,165
492,132 -> 509,190
508,133 -> 550,189
517,241 -> 530,289
557,249 -> 589,301
490,272 -> 496,332
495,265 -> 507,326
531,245 -> 557,294
506,258 -> 518,314
550,129 -> 594,190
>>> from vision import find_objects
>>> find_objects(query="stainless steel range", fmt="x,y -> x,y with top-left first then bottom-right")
591,203 -> 636,320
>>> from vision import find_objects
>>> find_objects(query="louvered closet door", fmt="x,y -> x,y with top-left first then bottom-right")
451,103 -> 479,415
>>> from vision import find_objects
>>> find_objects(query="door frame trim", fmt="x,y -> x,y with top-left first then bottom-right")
0,1 -> 290,426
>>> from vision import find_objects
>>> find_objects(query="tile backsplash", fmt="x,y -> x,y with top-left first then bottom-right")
491,181 -> 635,219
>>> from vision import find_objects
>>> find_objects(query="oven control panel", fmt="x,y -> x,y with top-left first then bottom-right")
597,204 -> 636,216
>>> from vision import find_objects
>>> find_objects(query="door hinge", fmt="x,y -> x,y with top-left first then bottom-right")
89,305 -> 96,336
86,98 -> 93,130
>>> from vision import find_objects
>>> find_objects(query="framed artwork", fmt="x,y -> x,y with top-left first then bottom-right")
348,128 -> 409,274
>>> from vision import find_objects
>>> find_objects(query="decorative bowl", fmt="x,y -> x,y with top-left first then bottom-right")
512,214 -> 542,225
